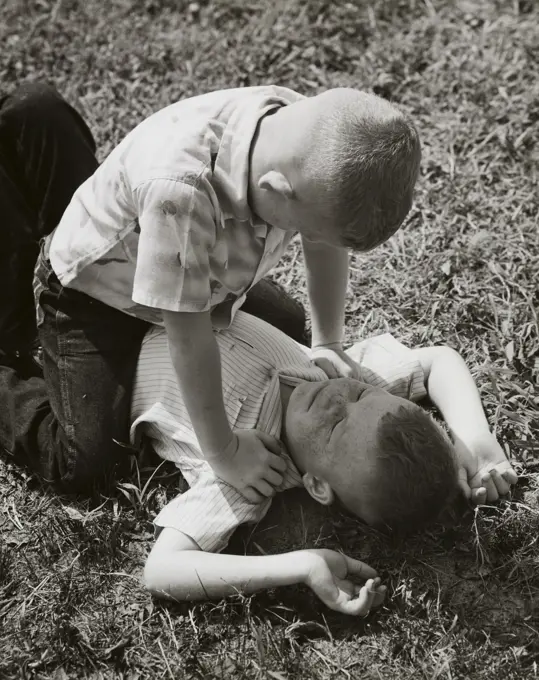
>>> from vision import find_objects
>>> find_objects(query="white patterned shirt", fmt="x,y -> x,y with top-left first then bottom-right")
48,86 -> 302,328
130,312 -> 427,552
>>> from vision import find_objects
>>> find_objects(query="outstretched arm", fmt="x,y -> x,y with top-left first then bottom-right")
411,346 -> 518,503
302,238 -> 359,379
144,528 -> 386,617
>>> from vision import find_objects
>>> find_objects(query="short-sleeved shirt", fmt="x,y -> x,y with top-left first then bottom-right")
130,311 -> 427,552
48,86 -> 303,327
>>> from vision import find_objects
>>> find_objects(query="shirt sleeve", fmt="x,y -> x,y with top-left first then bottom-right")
132,177 -> 216,312
345,333 -> 427,402
153,474 -> 272,553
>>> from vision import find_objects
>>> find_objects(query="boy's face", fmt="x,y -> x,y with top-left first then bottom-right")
284,378 -> 413,520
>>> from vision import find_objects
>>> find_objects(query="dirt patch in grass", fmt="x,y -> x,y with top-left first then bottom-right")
1,0 -> 539,678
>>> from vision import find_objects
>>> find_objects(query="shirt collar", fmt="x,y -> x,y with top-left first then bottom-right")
212,95 -> 288,223
255,371 -> 317,491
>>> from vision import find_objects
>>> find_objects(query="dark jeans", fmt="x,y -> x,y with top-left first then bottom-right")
0,83 -> 308,494
0,83 -> 98,353
31,251 -> 150,489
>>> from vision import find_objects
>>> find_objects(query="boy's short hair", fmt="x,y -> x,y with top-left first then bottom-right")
365,404 -> 459,534
309,90 -> 421,251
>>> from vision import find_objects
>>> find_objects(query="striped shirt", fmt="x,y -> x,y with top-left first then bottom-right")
130,312 -> 427,552
48,86 -> 302,328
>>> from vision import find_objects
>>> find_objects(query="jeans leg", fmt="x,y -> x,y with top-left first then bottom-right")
243,278 -> 310,345
0,82 -> 98,353
0,251 -> 150,494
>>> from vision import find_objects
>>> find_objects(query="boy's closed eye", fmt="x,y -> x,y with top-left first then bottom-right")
330,384 -> 364,433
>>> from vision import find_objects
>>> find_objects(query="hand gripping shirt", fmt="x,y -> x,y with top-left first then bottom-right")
48,86 -> 303,328
130,312 -> 428,552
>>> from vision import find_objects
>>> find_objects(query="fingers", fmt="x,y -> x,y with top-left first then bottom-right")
501,463 -> 518,483
502,468 -> 518,485
255,431 -> 284,459
213,430 -> 288,501
313,358 -> 340,379
252,479 -> 276,498
495,462 -> 518,486
269,454 -> 287,474
264,468 -> 285,488
254,435 -> 287,474
489,468 -> 511,496
242,487 -> 266,504
325,567 -> 386,617
354,578 -> 386,609
471,486 -> 487,505
344,361 -> 361,380
244,466 -> 283,501
474,466 -> 514,503
342,554 -> 378,580
312,347 -> 362,380
341,578 -> 380,616
372,584 -> 387,609
458,466 -> 472,499
480,472 -> 499,502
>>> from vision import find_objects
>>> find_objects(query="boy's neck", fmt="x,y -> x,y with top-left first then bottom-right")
249,110 -> 281,184
248,104 -> 306,210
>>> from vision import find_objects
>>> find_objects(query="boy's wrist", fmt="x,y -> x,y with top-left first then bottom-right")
203,431 -> 237,461
450,424 -> 492,446
295,550 -> 321,585
312,340 -> 344,351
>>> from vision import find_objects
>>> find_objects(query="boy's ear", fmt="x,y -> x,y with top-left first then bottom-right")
302,473 -> 334,506
258,170 -> 295,198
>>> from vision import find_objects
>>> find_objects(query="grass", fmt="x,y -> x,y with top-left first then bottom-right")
1,0 -> 538,677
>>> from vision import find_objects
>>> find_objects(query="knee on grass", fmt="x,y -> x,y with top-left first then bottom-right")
1,82 -> 65,126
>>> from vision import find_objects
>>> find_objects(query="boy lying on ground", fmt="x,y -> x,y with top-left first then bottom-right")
132,311 -> 517,617
1,81 -> 420,499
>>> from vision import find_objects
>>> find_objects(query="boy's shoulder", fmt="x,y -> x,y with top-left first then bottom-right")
189,84 -> 305,104
153,465 -> 298,554
346,334 -> 427,403
117,85 -> 306,188
140,84 -> 304,125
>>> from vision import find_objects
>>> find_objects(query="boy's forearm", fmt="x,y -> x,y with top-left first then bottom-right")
426,347 -> 491,441
302,238 -> 348,347
145,550 -> 313,601
163,310 -> 232,456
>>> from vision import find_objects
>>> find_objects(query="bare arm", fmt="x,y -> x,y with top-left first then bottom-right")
144,528 -> 385,616
302,238 -> 360,379
411,346 -> 518,501
302,237 -> 348,348
145,528 -> 313,600
163,310 -> 232,456
413,346 -> 490,439
162,310 -> 286,501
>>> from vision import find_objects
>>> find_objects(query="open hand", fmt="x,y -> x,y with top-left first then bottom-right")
208,430 -> 287,504
454,431 -> 518,504
304,549 -> 386,616
311,344 -> 360,380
